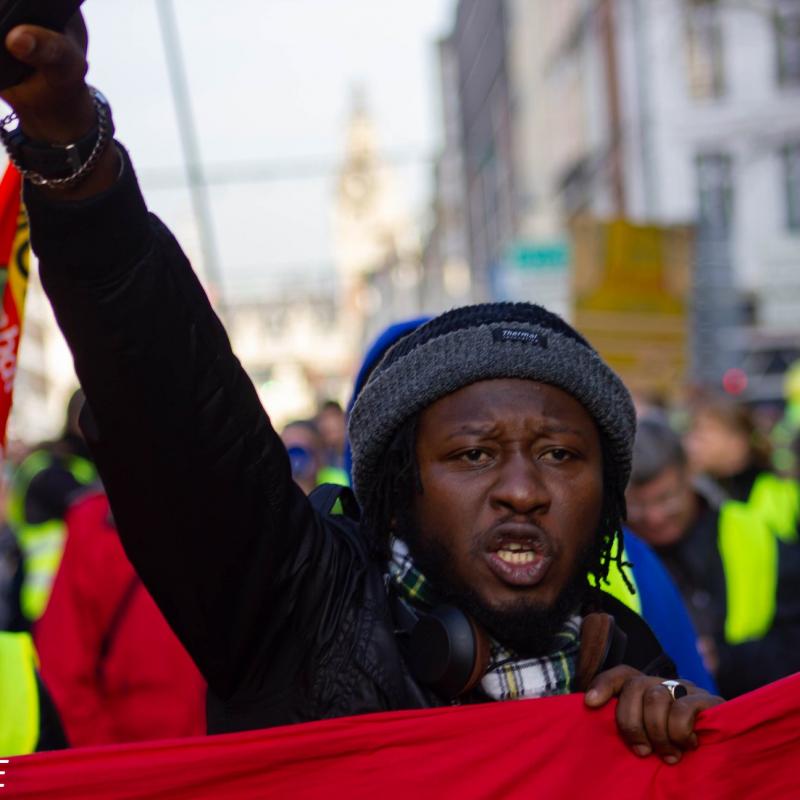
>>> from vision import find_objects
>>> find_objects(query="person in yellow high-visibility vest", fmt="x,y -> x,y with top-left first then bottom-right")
771,360 -> 800,477
685,396 -> 799,544
0,632 -> 67,756
6,390 -> 97,624
628,416 -> 800,698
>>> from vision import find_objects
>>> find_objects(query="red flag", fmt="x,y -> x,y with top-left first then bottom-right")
0,163 -> 29,457
6,672 -> 800,799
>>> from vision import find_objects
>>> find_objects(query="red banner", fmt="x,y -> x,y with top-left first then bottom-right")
6,672 -> 799,799
0,163 -> 29,456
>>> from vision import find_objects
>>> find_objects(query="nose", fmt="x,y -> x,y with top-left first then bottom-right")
489,452 -> 549,515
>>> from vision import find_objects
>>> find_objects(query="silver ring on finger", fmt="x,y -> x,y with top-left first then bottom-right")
660,679 -> 688,701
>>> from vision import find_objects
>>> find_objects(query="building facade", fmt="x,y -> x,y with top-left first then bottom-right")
429,0 -> 800,394
421,35 -> 474,314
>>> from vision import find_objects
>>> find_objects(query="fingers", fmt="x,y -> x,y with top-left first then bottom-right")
641,683 -> 684,764
6,24 -> 87,88
584,664 -> 640,707
1,22 -> 93,143
587,669 -> 724,765
612,676 -> 672,760
65,12 -> 89,55
667,692 -> 724,749
586,667 -> 684,761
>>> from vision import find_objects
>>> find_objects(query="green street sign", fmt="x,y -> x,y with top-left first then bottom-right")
506,241 -> 570,270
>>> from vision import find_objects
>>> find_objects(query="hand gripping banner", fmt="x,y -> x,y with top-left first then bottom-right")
0,163 -> 28,457
6,671 -> 800,799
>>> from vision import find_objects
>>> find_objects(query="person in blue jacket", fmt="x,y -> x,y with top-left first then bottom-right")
620,528 -> 715,691
346,318 -> 716,693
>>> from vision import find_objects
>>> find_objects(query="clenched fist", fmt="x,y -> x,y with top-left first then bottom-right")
1,13 -> 119,197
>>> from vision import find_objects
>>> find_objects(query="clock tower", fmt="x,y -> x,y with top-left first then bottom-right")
333,89 -> 418,351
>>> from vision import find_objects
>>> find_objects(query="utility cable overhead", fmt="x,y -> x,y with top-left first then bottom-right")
137,149 -> 436,190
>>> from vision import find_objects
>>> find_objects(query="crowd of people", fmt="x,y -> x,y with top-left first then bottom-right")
0,11 -> 799,783
3,318 -> 799,757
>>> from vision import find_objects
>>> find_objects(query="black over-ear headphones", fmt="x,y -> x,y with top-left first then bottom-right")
392,591 -> 637,699
392,592 -> 490,700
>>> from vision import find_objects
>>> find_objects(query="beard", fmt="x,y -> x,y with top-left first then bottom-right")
400,516 -> 595,657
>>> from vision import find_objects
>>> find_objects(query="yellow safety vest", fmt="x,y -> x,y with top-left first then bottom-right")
7,450 -> 96,621
316,466 -> 350,488
718,501 -> 779,645
0,633 -> 39,757
747,472 -> 800,544
596,541 -> 643,616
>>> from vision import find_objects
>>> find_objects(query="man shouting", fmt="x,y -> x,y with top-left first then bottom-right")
0,13 -> 720,766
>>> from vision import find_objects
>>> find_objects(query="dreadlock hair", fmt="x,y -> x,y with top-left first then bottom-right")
591,438 -> 634,595
360,415 -> 420,563
359,412 -> 634,597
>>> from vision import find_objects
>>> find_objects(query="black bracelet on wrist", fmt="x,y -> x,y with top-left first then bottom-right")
0,87 -> 115,189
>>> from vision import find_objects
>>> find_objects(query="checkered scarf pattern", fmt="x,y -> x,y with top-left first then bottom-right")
389,539 -> 582,701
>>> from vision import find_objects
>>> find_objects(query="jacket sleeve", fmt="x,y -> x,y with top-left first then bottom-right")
26,146 -> 350,700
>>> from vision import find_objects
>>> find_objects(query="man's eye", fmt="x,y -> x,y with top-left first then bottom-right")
544,448 -> 572,462
460,449 -> 488,463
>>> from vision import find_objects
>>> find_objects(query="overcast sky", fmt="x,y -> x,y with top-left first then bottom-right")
81,0 -> 457,300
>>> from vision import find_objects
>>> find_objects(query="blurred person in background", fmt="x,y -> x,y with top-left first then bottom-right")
281,419 -> 348,495
627,416 -> 800,698
0,526 -> 21,630
315,400 -> 347,472
772,360 -> 800,478
6,389 -> 97,626
34,491 -> 206,747
0,630 -> 67,756
0,446 -> 24,631
684,395 -> 799,543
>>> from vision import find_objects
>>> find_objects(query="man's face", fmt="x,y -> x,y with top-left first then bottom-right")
626,465 -> 696,548
408,378 -> 604,652
281,424 -> 321,494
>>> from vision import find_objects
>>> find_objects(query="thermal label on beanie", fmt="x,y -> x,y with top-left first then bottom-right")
492,328 -> 549,348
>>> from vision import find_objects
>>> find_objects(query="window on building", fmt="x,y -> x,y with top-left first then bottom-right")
774,0 -> 800,87
784,142 -> 800,231
685,0 -> 725,100
696,153 -> 734,234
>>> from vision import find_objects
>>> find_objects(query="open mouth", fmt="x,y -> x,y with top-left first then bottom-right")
495,541 -> 541,565
484,529 -> 553,587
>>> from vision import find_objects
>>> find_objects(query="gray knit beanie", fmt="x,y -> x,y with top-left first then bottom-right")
348,302 -> 636,512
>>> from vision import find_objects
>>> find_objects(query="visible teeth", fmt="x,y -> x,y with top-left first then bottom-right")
497,549 -> 537,565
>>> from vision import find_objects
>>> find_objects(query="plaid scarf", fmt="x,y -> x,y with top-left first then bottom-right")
389,538 -> 582,701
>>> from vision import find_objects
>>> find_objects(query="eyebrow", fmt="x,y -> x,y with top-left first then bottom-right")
444,424 -> 500,440
538,422 -> 586,438
444,421 -> 589,441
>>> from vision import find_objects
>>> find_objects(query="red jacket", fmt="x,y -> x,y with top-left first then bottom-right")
35,492 -> 206,746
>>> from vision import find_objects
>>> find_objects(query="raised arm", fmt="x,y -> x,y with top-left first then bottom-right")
1,17 -> 336,701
